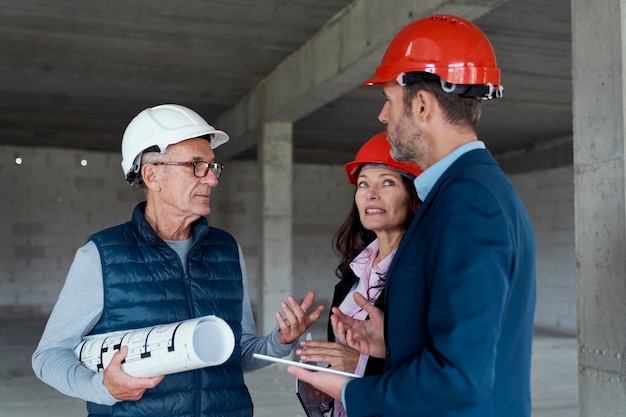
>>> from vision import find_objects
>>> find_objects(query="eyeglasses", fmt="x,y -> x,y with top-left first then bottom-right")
152,161 -> 223,179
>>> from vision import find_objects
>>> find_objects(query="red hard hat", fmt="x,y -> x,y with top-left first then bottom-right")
344,132 -> 423,185
364,15 -> 501,96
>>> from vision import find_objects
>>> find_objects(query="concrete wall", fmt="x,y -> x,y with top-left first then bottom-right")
510,166 -> 576,334
0,144 -> 575,334
210,160 -> 354,319
0,145 -> 144,317
0,145 -> 353,320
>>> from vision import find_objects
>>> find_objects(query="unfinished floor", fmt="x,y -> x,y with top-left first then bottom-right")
1,319 -> 578,417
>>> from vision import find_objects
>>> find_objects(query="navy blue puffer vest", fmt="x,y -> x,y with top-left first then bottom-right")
86,202 -> 253,417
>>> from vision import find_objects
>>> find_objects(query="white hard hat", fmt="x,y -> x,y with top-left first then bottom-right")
121,104 -> 229,184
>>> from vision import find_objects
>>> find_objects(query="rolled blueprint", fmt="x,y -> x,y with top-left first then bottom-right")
75,315 -> 235,377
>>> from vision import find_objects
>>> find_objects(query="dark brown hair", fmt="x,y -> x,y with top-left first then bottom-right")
402,73 -> 483,130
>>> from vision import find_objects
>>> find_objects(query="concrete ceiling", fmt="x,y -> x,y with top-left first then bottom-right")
0,0 -> 572,165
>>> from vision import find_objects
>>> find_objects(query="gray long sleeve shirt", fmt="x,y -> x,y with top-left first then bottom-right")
32,240 -> 295,405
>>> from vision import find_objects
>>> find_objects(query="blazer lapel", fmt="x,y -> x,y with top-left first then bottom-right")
387,148 -> 496,277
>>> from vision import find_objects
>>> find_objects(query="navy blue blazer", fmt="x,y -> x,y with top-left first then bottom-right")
344,148 -> 536,417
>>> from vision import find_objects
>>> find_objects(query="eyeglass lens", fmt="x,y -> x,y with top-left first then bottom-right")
194,161 -> 222,178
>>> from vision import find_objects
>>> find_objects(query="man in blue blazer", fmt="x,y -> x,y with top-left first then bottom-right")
289,14 -> 536,417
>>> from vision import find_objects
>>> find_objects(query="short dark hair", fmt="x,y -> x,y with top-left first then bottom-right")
402,73 -> 483,130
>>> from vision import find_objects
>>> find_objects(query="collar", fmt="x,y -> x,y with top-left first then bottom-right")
413,140 -> 485,201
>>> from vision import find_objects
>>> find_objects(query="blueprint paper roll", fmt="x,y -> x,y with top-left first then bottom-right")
193,318 -> 235,366
75,315 -> 235,378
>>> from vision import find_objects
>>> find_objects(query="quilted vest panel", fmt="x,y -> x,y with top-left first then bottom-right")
86,202 -> 253,417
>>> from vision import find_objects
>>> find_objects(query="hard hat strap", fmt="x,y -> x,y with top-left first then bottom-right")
396,72 -> 439,86
125,145 -> 162,185
454,83 -> 503,100
398,72 -> 503,100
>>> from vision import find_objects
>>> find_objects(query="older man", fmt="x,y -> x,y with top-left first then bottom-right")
33,104 -> 324,417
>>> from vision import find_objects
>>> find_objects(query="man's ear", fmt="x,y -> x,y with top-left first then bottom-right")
413,89 -> 435,122
141,164 -> 161,191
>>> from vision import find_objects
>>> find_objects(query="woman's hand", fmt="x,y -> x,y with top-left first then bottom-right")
296,340 -> 360,373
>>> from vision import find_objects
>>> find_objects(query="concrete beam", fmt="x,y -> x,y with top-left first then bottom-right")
216,0 -> 510,160
494,135 -> 573,174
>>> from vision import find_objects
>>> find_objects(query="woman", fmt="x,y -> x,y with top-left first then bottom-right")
296,132 -> 422,416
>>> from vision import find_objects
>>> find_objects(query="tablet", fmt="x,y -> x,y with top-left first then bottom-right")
296,378 -> 331,417
252,353 -> 361,378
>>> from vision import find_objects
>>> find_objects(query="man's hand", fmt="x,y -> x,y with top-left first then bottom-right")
287,366 -> 348,402
296,340 -> 359,373
331,292 -> 386,358
276,291 -> 325,344
103,346 -> 165,401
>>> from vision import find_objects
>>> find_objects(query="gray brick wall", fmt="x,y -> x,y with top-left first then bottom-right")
212,160 -> 353,314
0,145 -> 576,335
0,145 -> 144,316
510,166 -> 576,334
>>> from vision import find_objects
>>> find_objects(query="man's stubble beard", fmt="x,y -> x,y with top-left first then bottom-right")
388,110 -> 427,168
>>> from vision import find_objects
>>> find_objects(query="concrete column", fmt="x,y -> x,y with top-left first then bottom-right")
573,1 -> 626,415
258,122 -> 293,334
